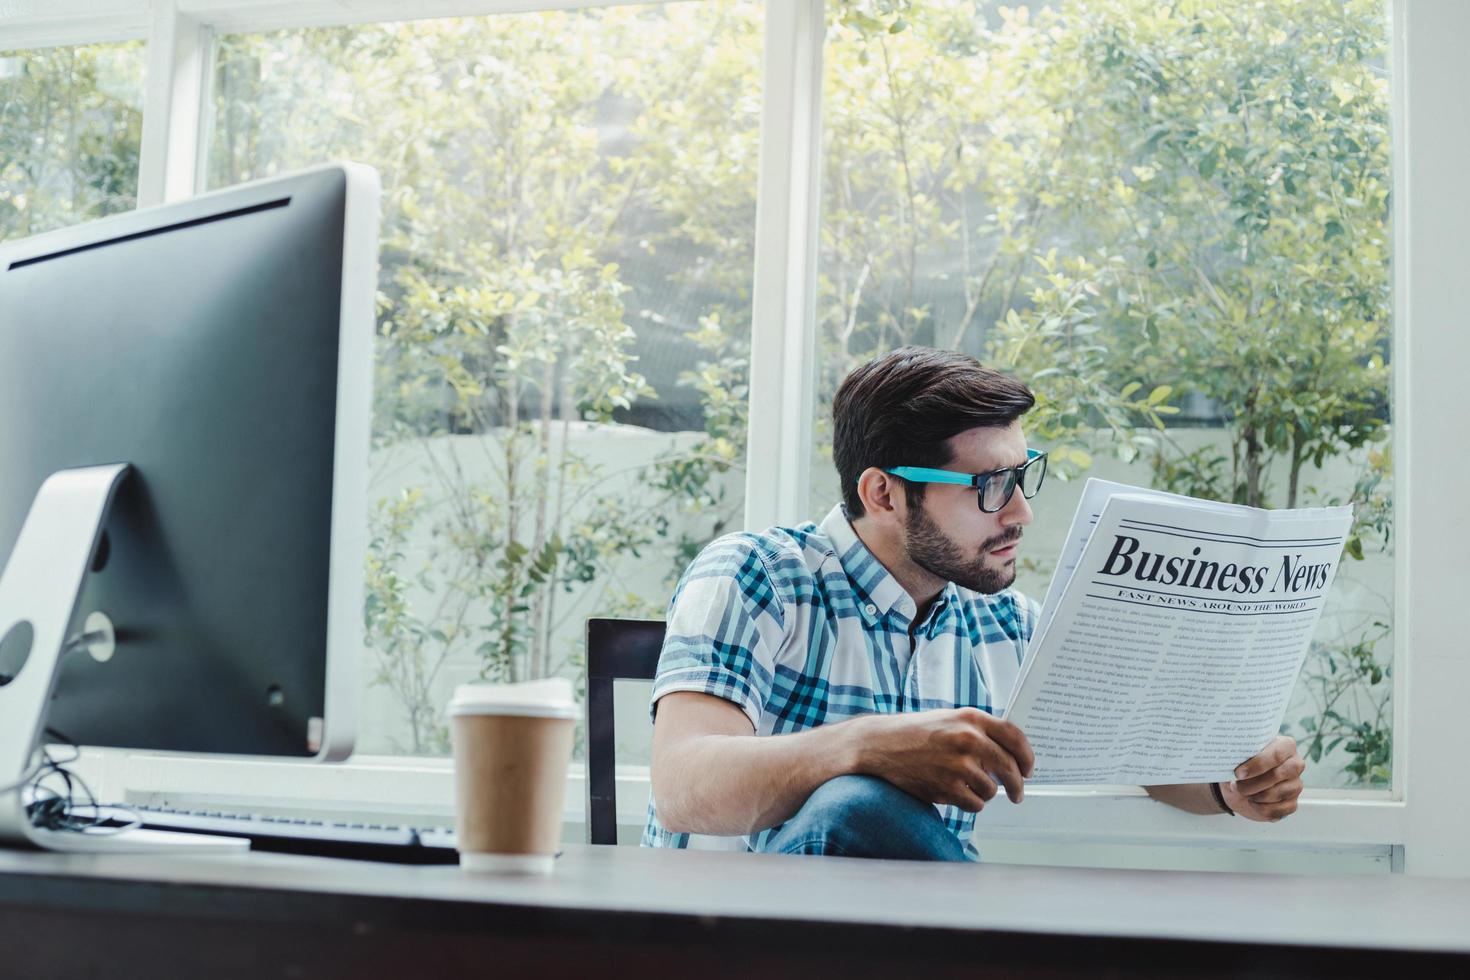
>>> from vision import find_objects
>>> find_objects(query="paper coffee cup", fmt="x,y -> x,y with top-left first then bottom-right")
447,678 -> 580,874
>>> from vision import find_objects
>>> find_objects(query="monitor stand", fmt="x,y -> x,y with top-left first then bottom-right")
0,464 -> 246,854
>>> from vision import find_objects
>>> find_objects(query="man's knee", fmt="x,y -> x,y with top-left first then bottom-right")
805,773 -> 904,807
801,775 -> 934,833
775,775 -> 965,861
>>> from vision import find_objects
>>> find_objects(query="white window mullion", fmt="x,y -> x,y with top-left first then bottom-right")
1398,0 -> 1470,878
138,1 -> 211,207
743,0 -> 824,530
1389,0 -> 1411,822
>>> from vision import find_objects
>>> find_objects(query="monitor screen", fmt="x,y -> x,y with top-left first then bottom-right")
0,164 -> 378,760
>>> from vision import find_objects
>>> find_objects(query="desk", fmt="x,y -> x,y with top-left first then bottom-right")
1,844 -> 1467,978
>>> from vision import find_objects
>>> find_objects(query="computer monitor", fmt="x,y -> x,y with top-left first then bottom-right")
0,164 -> 379,848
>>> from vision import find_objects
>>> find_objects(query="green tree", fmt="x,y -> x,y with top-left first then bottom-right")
210,7 -> 761,751
0,43 -> 143,240
816,0 -> 1392,785
1006,0 -> 1394,784
203,0 -> 1394,779
1015,0 -> 1392,509
816,2 -> 1175,482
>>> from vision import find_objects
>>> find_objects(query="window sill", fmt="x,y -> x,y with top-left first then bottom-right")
73,749 -> 1404,851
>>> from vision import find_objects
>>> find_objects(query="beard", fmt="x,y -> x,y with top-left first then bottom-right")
904,502 -> 1022,595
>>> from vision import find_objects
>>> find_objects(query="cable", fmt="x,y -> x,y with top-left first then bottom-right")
21,728 -> 142,836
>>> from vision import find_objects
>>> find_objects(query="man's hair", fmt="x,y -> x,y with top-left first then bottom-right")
833,346 -> 1036,518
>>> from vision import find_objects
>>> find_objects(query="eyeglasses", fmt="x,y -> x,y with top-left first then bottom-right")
884,449 -> 1048,514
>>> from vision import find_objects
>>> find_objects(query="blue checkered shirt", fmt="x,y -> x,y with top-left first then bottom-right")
642,505 -> 1040,858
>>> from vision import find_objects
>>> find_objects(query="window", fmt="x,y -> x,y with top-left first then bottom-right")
206,2 -> 764,757
0,41 -> 145,240
810,0 -> 1393,791
16,0 -> 1469,873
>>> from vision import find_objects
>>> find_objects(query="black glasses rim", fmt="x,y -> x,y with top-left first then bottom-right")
976,452 -> 1047,513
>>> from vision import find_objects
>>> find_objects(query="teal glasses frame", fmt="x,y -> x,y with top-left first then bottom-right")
884,449 -> 1048,513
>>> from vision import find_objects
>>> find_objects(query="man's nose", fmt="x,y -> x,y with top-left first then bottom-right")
1001,487 -> 1034,526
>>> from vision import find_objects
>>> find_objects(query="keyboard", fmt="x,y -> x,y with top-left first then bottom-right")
96,805 -> 461,864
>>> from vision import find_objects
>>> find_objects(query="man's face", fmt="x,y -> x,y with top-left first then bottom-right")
901,421 -> 1034,595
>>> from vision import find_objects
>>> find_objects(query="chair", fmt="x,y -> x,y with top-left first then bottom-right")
584,617 -> 665,845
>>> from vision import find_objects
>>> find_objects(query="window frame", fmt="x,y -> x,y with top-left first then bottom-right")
4,0 -> 1464,875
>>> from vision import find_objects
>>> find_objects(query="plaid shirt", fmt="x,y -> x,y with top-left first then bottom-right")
642,505 -> 1040,858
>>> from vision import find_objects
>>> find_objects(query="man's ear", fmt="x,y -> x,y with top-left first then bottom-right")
856,467 -> 905,521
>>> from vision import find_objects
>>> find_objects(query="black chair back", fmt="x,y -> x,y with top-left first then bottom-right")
585,617 -> 665,845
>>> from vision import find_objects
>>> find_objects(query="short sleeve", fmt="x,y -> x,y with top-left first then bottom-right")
649,534 -> 791,732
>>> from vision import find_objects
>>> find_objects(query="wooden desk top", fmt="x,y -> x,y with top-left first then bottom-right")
2,843 -> 1467,978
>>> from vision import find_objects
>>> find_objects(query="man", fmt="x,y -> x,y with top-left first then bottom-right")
644,347 -> 1307,860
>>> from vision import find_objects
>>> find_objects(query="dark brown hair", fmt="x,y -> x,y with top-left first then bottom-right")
833,347 -> 1035,517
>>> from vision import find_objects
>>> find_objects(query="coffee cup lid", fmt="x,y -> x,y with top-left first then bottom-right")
447,677 -> 581,720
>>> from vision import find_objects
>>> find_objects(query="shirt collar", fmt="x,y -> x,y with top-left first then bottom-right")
819,505 -> 918,625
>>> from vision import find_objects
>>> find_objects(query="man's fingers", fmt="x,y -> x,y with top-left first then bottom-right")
1234,755 -> 1306,796
1234,735 -> 1297,782
1247,778 -> 1303,806
1255,798 -> 1299,822
964,770 -> 999,803
984,719 -> 1035,778
980,746 -> 1027,803
947,780 -> 990,813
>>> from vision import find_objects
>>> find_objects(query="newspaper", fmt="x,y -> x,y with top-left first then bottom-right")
1002,480 -> 1353,785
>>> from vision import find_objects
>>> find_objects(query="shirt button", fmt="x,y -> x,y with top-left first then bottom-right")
864,603 -> 878,617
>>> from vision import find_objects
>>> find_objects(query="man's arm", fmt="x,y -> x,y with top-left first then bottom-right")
650,692 -> 1034,837
1143,782 -> 1230,815
1145,735 -> 1306,821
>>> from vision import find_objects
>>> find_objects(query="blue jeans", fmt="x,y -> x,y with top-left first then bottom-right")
762,775 -> 970,862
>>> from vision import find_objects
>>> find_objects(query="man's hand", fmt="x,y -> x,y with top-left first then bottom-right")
853,707 -> 1033,813
1220,735 -> 1306,821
